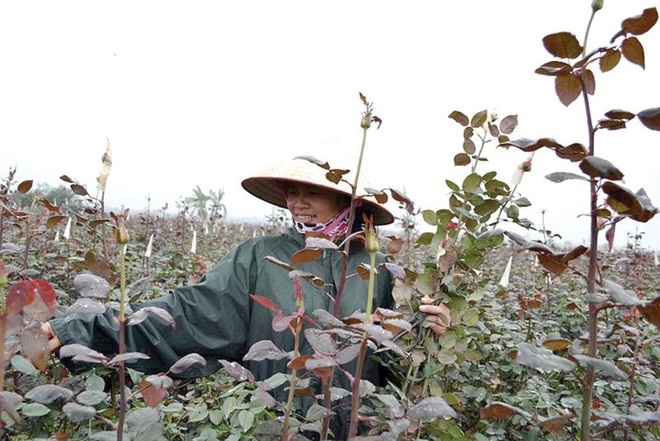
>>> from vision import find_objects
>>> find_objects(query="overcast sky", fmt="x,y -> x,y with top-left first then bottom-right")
1,1 -> 659,250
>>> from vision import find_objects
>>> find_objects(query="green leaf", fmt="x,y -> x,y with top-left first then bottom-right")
416,232 -> 434,246
445,180 -> 460,192
238,409 -> 255,431
506,205 -> 519,221
572,355 -> 627,380
422,209 -> 438,226
21,402 -> 51,417
463,139 -> 476,155
470,110 -> 488,128
474,199 -> 500,217
515,342 -> 576,372
579,156 -> 624,180
407,396 -> 458,420
187,402 -> 209,423
461,309 -> 479,326
209,409 -> 224,425
63,402 -> 96,423
513,197 -> 531,208
462,173 -> 482,194
438,331 -> 457,349
10,355 -> 40,376
86,374 -> 106,391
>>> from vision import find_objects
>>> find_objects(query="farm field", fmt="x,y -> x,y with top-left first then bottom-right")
0,195 -> 658,440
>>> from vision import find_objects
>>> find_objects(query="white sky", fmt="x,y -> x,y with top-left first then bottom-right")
1,1 -> 659,250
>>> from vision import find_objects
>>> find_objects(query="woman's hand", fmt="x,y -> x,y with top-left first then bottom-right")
41,322 -> 62,352
418,295 -> 452,337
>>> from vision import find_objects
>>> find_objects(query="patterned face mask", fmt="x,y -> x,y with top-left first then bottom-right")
293,206 -> 351,240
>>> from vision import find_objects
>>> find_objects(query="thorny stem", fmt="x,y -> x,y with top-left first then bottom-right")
348,337 -> 369,439
0,313 -> 6,393
348,247 -> 378,438
623,316 -> 642,441
117,243 -> 127,441
0,206 -> 4,245
580,69 -> 599,441
320,376 -> 333,440
22,217 -> 31,272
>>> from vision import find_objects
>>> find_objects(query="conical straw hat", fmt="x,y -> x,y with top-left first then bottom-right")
241,157 -> 394,225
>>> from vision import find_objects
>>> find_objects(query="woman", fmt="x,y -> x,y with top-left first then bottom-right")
43,156 -> 451,438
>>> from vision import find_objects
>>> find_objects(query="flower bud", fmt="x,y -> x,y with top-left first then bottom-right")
591,0 -> 604,12
364,224 -> 380,253
116,225 -> 130,244
360,114 -> 372,129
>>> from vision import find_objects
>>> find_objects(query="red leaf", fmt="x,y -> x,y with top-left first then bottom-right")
555,73 -> 582,107
7,280 -> 57,320
272,312 -> 294,332
17,180 -> 33,194
249,294 -> 282,314
605,224 -> 616,252
542,32 -> 582,59
7,281 -> 34,316
621,36 -> 645,69
139,378 -> 167,408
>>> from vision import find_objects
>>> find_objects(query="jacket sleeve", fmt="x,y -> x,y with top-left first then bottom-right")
50,239 -> 258,378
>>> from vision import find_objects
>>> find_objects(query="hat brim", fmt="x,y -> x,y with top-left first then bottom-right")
241,158 -> 395,225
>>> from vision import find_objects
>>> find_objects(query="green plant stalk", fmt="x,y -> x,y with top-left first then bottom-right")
117,242 -> 127,441
333,124 -> 367,317
282,316 -> 301,440
623,316 -> 642,441
470,130 -> 489,174
326,118 -> 371,437
494,183 -> 519,225
364,251 -> 376,322
284,275 -> 305,439
21,215 -> 32,272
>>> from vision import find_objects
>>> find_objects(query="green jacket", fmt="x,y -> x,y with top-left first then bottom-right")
51,228 -> 394,409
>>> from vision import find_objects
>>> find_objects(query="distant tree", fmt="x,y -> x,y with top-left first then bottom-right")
208,188 -> 227,222
186,185 -> 211,224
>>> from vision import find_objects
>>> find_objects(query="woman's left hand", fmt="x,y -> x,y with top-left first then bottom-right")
418,295 -> 452,337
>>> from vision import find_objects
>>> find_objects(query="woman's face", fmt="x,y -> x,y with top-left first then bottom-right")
285,183 -> 347,224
